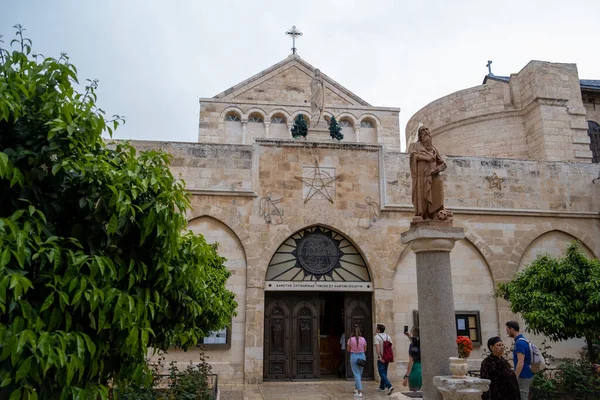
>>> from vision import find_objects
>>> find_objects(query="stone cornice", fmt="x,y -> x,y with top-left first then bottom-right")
381,204 -> 599,219
521,96 -> 569,115
199,98 -> 400,113
255,138 -> 383,151
187,188 -> 257,197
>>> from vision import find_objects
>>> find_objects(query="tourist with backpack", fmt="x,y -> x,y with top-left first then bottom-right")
506,321 -> 535,400
374,324 -> 394,395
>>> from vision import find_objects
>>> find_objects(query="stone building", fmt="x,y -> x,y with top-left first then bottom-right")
136,56 -> 600,384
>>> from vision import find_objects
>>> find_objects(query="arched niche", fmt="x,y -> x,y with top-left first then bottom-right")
516,230 -> 594,359
393,239 -> 497,367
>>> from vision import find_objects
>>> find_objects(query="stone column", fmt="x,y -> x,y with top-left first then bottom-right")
241,119 -> 248,144
401,224 -> 465,400
354,124 -> 361,142
264,121 -> 270,138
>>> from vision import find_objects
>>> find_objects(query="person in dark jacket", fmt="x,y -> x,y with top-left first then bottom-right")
480,336 -> 520,400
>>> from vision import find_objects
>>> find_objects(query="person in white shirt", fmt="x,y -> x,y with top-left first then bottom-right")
374,324 -> 394,395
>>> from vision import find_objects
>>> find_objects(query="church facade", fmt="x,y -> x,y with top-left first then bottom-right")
136,55 -> 600,384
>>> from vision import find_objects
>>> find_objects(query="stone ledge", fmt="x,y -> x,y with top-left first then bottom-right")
187,188 -> 257,197
567,106 -> 587,115
573,136 -> 591,144
255,138 -> 382,151
382,204 -> 600,219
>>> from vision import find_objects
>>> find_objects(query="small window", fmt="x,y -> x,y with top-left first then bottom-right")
588,121 -> 600,163
225,113 -> 241,122
271,116 -> 285,124
413,310 -> 482,346
360,120 -> 374,128
339,119 -> 353,128
455,311 -> 481,345
200,325 -> 231,349
249,116 -> 264,123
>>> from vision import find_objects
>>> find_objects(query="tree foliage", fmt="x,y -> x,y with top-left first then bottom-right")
496,241 -> 600,363
328,116 -> 343,141
0,25 -> 237,399
290,114 -> 308,139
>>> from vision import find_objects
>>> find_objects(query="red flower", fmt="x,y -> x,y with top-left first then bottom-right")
456,336 -> 473,358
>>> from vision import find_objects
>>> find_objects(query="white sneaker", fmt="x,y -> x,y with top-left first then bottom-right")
377,387 -> 386,392
353,393 -> 363,398
387,386 -> 394,395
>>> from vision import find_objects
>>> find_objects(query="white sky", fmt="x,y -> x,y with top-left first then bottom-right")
2,0 -> 599,151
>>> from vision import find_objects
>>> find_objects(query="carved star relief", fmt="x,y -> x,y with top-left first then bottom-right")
486,173 -> 504,190
295,160 -> 340,204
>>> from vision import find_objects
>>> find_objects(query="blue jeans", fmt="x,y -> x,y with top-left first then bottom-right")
350,352 -> 365,391
377,360 -> 392,389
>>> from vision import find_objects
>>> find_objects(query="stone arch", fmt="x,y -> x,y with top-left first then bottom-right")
336,112 -> 358,127
290,110 -> 311,126
392,233 -> 498,362
220,106 -> 244,120
243,108 -> 267,120
507,223 -> 597,279
267,109 -> 291,120
186,204 -> 256,260
263,221 -> 374,288
358,113 -> 381,127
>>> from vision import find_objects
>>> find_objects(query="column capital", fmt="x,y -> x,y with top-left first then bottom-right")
401,224 -> 464,253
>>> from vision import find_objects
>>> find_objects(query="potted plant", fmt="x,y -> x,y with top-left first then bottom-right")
449,336 -> 473,377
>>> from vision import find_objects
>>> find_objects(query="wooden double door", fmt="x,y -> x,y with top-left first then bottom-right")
264,292 -> 373,380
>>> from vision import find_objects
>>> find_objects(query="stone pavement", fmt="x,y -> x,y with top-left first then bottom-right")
220,381 -> 418,400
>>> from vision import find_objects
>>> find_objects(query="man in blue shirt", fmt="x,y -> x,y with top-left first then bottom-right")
506,321 -> 533,400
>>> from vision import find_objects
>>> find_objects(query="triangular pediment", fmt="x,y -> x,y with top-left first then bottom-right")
213,55 -> 371,107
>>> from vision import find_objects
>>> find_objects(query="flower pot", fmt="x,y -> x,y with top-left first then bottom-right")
448,357 -> 469,377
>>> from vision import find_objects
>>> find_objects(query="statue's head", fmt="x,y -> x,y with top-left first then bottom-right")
314,69 -> 321,77
418,126 -> 432,146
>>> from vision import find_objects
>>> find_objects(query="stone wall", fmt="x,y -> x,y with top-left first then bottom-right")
406,61 -> 593,163
131,139 -> 600,383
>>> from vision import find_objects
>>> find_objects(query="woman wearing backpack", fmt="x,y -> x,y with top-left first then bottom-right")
347,325 -> 367,398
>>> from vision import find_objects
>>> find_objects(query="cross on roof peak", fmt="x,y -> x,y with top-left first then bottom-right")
285,26 -> 303,55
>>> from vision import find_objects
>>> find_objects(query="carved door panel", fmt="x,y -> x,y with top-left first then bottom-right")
264,300 -> 291,380
345,293 -> 374,379
292,300 -> 320,379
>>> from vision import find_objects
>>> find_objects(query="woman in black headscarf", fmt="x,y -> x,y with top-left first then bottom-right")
480,336 -> 520,400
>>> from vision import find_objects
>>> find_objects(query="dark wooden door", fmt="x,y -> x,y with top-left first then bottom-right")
292,300 -> 319,378
345,293 -> 374,379
264,299 -> 291,380
264,293 -> 320,380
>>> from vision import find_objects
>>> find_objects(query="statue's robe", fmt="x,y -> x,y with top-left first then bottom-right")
409,142 -> 445,219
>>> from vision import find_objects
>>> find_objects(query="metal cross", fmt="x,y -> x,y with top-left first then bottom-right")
285,26 -> 303,55
486,60 -> 493,75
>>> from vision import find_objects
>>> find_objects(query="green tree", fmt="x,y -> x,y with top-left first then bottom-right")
0,25 -> 237,399
328,116 -> 343,141
290,114 -> 308,139
496,241 -> 600,364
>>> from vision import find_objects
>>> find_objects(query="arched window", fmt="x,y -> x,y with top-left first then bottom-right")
360,119 -> 374,128
270,115 -> 286,124
248,113 -> 264,123
339,118 -> 353,128
588,121 -> 600,163
225,112 -> 241,122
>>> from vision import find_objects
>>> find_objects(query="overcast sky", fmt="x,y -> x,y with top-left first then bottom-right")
2,0 -> 599,151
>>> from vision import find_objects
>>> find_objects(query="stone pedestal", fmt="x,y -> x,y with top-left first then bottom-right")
401,223 -> 465,400
307,119 -> 331,140
433,376 -> 490,400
